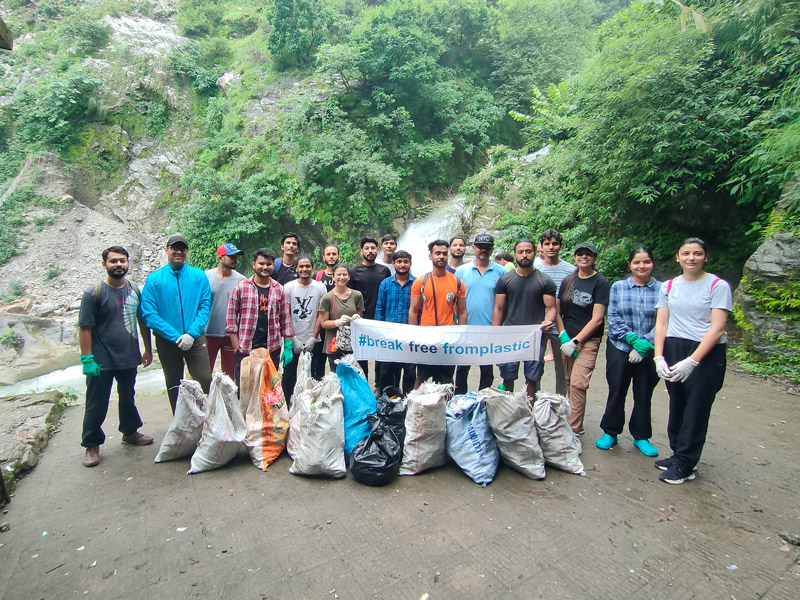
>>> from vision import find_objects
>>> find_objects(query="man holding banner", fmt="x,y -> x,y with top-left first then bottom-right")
492,239 -> 557,398
408,239 -> 468,389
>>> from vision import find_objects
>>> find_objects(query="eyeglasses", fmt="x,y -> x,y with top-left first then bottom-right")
169,245 -> 188,252
575,251 -> 595,257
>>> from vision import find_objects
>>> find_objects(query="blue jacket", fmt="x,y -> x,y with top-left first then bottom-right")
140,263 -> 211,342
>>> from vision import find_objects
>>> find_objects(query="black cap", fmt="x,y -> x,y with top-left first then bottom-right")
473,233 -> 495,245
574,241 -> 598,255
166,234 -> 189,248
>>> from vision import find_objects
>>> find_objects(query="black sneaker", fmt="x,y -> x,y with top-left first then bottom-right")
659,463 -> 696,485
654,457 -> 673,471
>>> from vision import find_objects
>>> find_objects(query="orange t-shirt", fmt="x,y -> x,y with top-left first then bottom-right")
410,271 -> 466,326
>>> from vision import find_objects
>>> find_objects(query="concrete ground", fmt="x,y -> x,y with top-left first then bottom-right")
1,359 -> 799,600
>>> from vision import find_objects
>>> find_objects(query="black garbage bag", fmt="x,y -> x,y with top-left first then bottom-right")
350,388 -> 407,486
377,386 -> 407,447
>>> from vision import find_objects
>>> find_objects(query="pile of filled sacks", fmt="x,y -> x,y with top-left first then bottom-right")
154,350 -> 585,485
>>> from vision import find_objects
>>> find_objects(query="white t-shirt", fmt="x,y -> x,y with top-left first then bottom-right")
284,279 -> 326,345
656,274 -> 732,343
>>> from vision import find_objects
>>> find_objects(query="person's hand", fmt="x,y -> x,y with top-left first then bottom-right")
303,338 -> 317,352
560,338 -> 578,358
540,320 -> 554,331
669,357 -> 699,382
625,332 -> 639,346
350,314 -> 361,320
282,339 -> 293,367
80,354 -> 101,377
628,349 -> 644,364
334,315 -> 352,328
176,334 -> 194,351
632,338 -> 655,357
654,356 -> 672,380
141,349 -> 153,367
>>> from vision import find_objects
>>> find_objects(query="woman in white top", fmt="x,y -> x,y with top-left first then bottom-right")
653,238 -> 732,484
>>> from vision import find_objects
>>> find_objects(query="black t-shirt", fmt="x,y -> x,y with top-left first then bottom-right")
316,270 -> 336,292
78,281 -> 142,370
495,270 -> 556,326
348,263 -> 391,319
274,258 -> 298,286
558,272 -> 610,339
251,284 -> 272,349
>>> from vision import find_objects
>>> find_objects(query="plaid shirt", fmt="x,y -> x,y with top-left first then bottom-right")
375,274 -> 416,324
226,277 -> 294,354
607,276 -> 661,352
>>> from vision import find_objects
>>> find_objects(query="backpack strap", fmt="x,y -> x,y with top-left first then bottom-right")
315,270 -> 323,282
94,280 -> 141,308
274,257 -> 283,276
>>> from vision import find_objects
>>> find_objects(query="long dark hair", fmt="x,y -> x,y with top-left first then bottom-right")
558,271 -> 579,313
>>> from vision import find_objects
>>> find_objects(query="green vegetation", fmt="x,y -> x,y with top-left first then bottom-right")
44,266 -> 59,279
0,280 -> 24,305
0,326 -> 23,351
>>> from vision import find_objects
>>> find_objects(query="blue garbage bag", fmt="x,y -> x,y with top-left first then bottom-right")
445,393 -> 500,486
336,362 -> 377,460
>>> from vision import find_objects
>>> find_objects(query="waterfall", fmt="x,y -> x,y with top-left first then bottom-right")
394,197 -> 466,276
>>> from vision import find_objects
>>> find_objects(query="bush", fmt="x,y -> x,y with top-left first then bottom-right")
0,326 -> 23,351
57,11 -> 112,56
45,266 -> 59,279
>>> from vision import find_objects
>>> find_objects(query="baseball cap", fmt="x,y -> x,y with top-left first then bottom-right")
216,243 -> 243,258
166,234 -> 189,248
473,233 -> 495,245
574,241 -> 598,255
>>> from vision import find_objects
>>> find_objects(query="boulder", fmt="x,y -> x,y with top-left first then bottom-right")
0,313 -> 79,386
0,16 -> 12,51
734,232 -> 800,365
1,298 -> 32,315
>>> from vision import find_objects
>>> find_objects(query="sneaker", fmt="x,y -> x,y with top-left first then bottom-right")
633,439 -> 659,457
659,463 -> 696,485
655,457 -> 698,472
121,432 -> 154,446
83,446 -> 100,467
595,433 -> 617,450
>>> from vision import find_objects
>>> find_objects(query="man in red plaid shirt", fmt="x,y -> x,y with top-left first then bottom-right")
226,248 -> 294,388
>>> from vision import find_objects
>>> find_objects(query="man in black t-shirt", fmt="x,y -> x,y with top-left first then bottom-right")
315,244 -> 339,293
78,246 -> 154,467
492,239 -> 557,398
348,236 -> 391,381
273,232 -> 300,285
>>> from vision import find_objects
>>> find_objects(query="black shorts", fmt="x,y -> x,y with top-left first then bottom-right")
416,363 -> 456,383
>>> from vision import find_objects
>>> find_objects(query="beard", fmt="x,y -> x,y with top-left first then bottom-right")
516,257 -> 532,268
107,266 -> 128,279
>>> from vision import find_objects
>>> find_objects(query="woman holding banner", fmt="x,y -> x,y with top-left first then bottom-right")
319,264 -> 364,369
555,242 -> 610,435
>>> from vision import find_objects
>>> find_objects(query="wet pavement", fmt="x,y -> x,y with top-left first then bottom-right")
1,363 -> 799,599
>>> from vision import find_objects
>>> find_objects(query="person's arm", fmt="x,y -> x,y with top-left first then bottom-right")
320,309 -> 337,329
312,313 -> 322,339
689,309 -> 728,363
187,276 -> 212,338
374,282 -> 386,322
606,283 -> 630,342
226,284 -> 241,352
573,304 -> 606,344
555,300 -> 566,335
654,307 -> 669,357
408,296 -> 421,325
279,289 -> 295,340
491,293 -> 506,327
138,318 -> 153,367
541,294 -> 556,330
456,295 -> 467,325
139,277 -> 182,341
79,326 -> 93,355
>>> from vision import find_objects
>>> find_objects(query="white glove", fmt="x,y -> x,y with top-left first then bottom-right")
669,357 -> 699,382
628,349 -> 644,364
302,338 -> 317,352
350,314 -> 361,320
176,334 -> 194,351
334,315 -> 352,328
654,356 -> 672,380
560,339 -> 577,357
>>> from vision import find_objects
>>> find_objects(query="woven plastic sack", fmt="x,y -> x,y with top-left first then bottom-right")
533,392 -> 585,476
155,380 -> 207,463
288,351 -> 315,420
399,383 -> 452,475
335,352 -> 366,378
240,348 -> 290,470
188,373 -> 246,474
480,388 -> 546,480
336,361 -> 376,460
289,373 -> 346,478
446,393 -> 500,486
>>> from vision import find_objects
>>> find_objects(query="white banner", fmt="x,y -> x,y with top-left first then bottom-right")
351,319 -> 542,365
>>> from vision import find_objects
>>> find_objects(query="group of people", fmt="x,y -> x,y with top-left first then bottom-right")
78,229 -> 731,485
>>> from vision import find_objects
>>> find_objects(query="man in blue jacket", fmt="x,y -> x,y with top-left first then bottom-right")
141,234 -> 212,413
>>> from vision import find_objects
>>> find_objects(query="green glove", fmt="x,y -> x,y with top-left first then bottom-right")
625,332 -> 639,345
80,354 -> 101,377
632,338 -> 655,357
281,339 -> 293,367
558,331 -> 570,345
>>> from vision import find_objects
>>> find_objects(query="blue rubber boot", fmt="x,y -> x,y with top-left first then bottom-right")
595,433 -> 617,450
633,439 -> 659,457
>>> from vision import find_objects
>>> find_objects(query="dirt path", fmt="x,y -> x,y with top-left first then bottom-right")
0,361 -> 798,599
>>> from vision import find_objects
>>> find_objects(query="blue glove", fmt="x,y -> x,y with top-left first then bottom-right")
80,354 -> 101,377
281,339 -> 293,367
